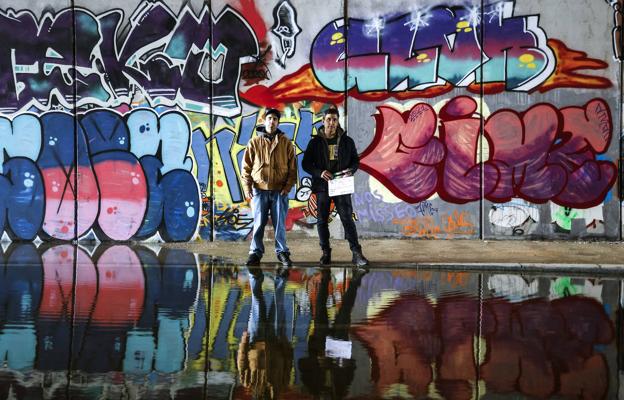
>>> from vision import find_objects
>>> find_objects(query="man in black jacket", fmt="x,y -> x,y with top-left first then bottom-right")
302,108 -> 369,266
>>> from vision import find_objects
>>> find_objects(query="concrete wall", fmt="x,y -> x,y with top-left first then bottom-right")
0,0 -> 620,242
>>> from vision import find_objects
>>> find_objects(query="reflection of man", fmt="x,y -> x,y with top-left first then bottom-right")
298,267 -> 367,398
302,107 -> 369,266
237,268 -> 293,399
241,109 -> 297,267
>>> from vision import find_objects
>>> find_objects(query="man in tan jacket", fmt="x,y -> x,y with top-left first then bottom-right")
241,108 -> 297,267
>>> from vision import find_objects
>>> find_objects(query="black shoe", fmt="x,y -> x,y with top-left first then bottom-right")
248,266 -> 263,279
352,251 -> 369,267
352,265 -> 369,281
277,252 -> 293,267
275,266 -> 290,279
245,252 -> 261,267
319,248 -> 332,265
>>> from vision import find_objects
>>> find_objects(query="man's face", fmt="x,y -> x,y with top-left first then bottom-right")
264,114 -> 279,133
323,113 -> 338,137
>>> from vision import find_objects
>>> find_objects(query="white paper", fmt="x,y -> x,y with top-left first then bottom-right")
328,176 -> 355,197
325,337 -> 352,359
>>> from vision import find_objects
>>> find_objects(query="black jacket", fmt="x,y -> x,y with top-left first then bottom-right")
302,126 -> 359,193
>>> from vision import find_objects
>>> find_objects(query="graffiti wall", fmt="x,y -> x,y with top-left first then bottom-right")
0,0 -> 620,242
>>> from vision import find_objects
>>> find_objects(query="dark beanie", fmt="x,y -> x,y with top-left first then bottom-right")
264,108 -> 281,119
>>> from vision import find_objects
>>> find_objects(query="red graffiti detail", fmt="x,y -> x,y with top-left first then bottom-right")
285,207 -> 305,231
540,39 -> 612,92
235,0 -> 268,42
359,103 -> 445,203
240,39 -> 610,108
359,97 -> 616,208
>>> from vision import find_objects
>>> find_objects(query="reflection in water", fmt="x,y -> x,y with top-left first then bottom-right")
299,267 -> 366,399
0,246 -> 620,399
237,267 -> 292,400
0,243 -> 201,398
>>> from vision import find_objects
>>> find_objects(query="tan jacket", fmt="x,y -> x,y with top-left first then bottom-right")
241,127 -> 297,193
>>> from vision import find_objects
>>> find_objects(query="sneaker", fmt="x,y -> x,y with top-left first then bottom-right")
245,252 -> 261,266
319,248 -> 332,265
352,251 -> 369,267
277,252 -> 293,267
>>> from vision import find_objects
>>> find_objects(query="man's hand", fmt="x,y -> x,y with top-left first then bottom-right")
321,170 -> 333,181
244,190 -> 253,201
280,188 -> 289,196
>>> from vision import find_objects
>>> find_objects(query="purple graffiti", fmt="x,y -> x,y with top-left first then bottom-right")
0,2 -> 259,116
360,97 -> 616,209
311,2 -> 555,93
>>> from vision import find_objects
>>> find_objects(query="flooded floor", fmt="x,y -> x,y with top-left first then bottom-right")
0,243 -> 622,399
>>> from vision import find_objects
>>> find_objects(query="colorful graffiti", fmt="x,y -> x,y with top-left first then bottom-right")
354,291 -> 614,399
312,3 -> 554,92
0,0 -> 619,243
0,243 -> 200,376
192,108 -> 321,204
0,109 -> 200,241
359,97 -> 616,209
0,2 -> 259,116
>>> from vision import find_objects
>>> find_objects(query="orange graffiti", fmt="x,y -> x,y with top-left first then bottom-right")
241,39 -> 610,108
393,211 -> 475,238
539,39 -> 612,92
445,272 -> 469,288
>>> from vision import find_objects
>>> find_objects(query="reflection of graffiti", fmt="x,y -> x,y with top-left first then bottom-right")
353,292 -> 613,400
360,97 -> 616,209
489,199 -> 539,235
0,109 -> 200,242
0,244 -> 199,377
311,3 -> 555,93
271,0 -> 302,68
0,1 -> 259,116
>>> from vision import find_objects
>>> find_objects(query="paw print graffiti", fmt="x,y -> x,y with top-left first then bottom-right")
48,136 -> 59,146
415,53 -> 431,63
106,206 -> 119,215
330,32 -> 345,45
185,201 -> 195,218
518,53 -> 537,69
51,180 -> 60,193
23,172 -> 35,188
139,123 -> 150,133
456,20 -> 472,32
130,171 -> 141,185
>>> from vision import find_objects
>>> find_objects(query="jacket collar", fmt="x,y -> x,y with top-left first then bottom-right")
256,125 -> 284,139
318,125 -> 344,139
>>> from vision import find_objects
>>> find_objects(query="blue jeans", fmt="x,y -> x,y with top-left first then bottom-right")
249,188 -> 289,257
247,271 -> 287,343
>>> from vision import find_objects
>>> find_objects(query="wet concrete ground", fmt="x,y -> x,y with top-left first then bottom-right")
165,236 -> 624,271
0,243 -> 622,399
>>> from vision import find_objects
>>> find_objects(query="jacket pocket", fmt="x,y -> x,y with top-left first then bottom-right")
251,158 -> 268,184
273,166 -> 288,185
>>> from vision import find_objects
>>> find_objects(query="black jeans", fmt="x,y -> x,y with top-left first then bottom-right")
315,191 -> 361,252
